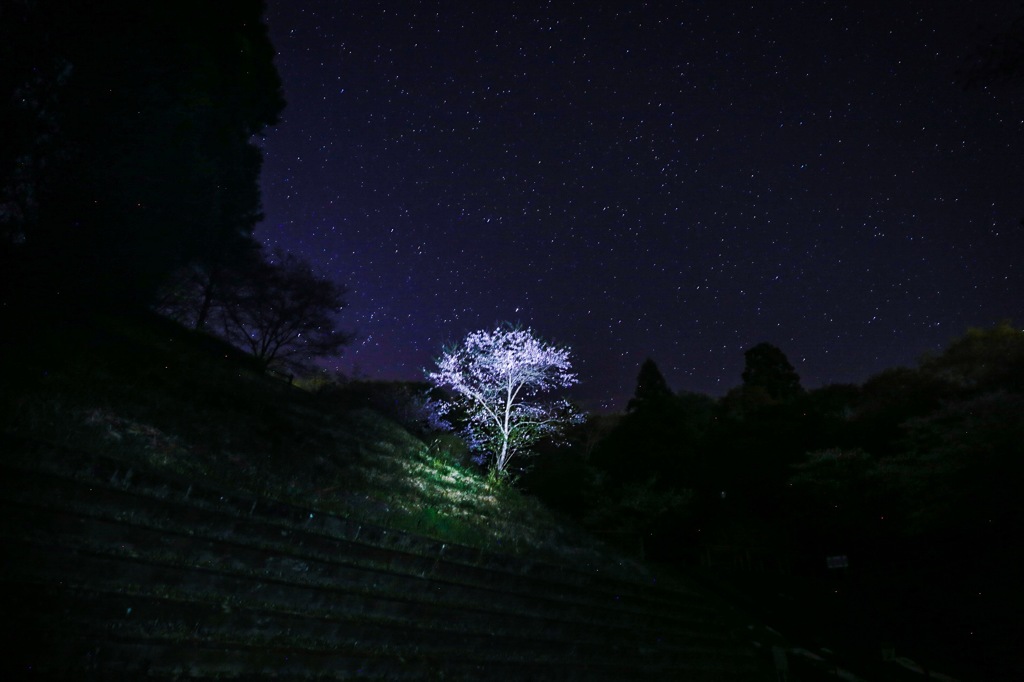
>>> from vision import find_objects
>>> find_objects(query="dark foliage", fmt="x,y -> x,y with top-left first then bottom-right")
626,358 -> 673,411
562,324 -> 1024,676
158,248 -> 353,375
581,362 -> 715,547
740,342 -> 803,402
212,251 -> 352,374
0,0 -> 283,310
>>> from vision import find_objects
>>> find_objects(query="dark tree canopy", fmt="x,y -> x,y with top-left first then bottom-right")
741,342 -> 803,402
0,0 -> 284,308
918,321 -> 1024,391
627,358 -> 673,411
214,250 -> 353,374
547,324 -> 1024,668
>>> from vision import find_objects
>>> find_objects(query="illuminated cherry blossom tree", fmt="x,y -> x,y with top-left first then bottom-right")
428,325 -> 583,475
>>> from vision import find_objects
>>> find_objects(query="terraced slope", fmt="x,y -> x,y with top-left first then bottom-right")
0,435 -> 770,681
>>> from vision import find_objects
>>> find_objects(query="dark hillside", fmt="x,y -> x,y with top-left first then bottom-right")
0,311 -> 772,680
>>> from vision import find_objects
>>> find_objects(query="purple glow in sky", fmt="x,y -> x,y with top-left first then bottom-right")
256,1 -> 1024,411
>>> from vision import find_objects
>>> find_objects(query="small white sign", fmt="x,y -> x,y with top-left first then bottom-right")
826,555 -> 849,569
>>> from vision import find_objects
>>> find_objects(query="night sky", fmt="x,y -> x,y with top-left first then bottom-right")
255,1 -> 1024,411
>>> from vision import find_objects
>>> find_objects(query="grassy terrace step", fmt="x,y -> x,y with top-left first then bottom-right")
4,579 -> 753,673
3,588 -> 760,682
7,630 -> 759,682
0,437 -> 714,609
0,467 -> 725,634
2,541 -> 763,680
0,517 -> 733,653
3,581 -> 654,668
0,438 -> 770,680
3,432 -> 657,597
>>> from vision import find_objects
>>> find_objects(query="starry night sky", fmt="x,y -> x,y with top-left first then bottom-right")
255,0 -> 1024,411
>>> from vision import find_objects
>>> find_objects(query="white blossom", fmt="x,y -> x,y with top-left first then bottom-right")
428,325 -> 584,474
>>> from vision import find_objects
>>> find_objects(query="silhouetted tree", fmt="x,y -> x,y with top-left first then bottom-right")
627,358 -> 673,411
155,239 -> 263,331
588,366 -> 714,550
917,321 -> 1024,392
215,251 -> 352,374
849,366 -> 947,456
595,359 -> 678,485
0,1 -> 283,308
741,342 -> 803,402
600,360 -> 707,487
706,344 -> 809,519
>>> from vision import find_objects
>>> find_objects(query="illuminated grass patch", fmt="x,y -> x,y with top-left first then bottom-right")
1,314 -> 627,569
